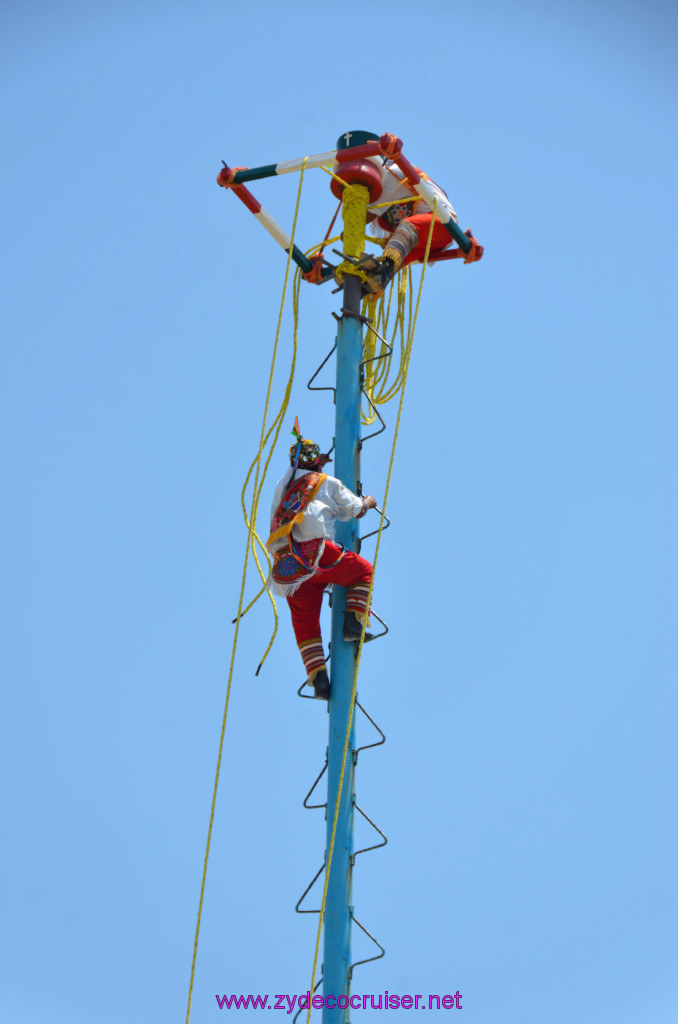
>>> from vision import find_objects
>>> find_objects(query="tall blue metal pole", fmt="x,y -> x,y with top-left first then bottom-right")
322,270 -> 362,1022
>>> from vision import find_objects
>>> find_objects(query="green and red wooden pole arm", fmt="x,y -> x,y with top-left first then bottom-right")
223,150 -> 337,183
216,163 -> 333,280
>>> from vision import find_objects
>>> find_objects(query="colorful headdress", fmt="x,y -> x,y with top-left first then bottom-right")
289,417 -> 321,469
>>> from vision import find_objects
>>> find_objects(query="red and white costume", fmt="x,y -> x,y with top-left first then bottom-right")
368,163 -> 458,264
267,467 -> 373,681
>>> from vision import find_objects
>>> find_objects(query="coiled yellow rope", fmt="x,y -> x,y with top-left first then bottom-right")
185,160 -> 308,1024
361,268 -> 413,423
334,183 -> 370,285
304,201 -> 439,1023
238,265 -> 304,675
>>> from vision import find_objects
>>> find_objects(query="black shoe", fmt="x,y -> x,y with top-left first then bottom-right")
343,611 -> 373,643
374,256 -> 396,288
311,668 -> 331,700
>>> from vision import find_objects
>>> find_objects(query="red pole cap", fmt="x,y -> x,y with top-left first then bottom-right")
330,160 -> 383,203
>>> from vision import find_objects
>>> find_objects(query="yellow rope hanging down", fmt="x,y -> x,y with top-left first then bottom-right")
304,201 -> 439,1024
185,160 -> 308,1024
361,268 -> 413,424
237,265 -> 304,675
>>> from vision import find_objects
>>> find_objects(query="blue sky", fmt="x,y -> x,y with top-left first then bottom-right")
2,2 -> 677,1022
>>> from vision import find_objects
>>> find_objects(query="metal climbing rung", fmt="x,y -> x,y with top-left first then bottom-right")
297,680 -> 317,701
366,608 -> 389,641
359,506 -> 391,547
348,917 -> 386,978
307,343 -> 337,403
338,306 -> 373,328
352,802 -> 387,861
294,861 -> 325,915
302,759 -> 328,810
358,320 -> 393,366
353,700 -> 386,761
360,385 -> 387,444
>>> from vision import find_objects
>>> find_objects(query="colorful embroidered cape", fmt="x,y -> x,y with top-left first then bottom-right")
266,471 -> 345,597
269,538 -> 325,593
266,471 -> 326,551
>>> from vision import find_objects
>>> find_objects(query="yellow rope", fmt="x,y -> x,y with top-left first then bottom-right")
233,584 -> 266,623
361,263 -> 419,424
238,275 -> 299,584
185,159 -> 308,1024
242,267 -> 304,674
304,201 -> 439,1023
368,194 -> 419,210
334,184 -> 370,285
341,183 -> 368,259
234,256 -> 304,675
318,163 -> 349,189
361,270 -> 410,424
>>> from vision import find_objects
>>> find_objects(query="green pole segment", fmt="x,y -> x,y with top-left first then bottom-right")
231,150 -> 338,184
290,244 -> 313,274
291,244 -> 334,280
232,164 -> 279,183
441,217 -> 472,251
322,271 -> 362,1023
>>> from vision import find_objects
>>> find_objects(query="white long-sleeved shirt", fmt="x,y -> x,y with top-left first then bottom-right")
367,163 -> 457,226
269,468 -> 363,551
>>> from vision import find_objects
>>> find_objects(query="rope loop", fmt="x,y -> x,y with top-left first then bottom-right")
302,253 -> 327,284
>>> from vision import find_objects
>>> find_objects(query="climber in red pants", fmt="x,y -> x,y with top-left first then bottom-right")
266,425 -> 377,700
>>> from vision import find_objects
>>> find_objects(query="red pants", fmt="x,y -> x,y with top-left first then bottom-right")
402,214 -> 452,265
287,541 -> 373,678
